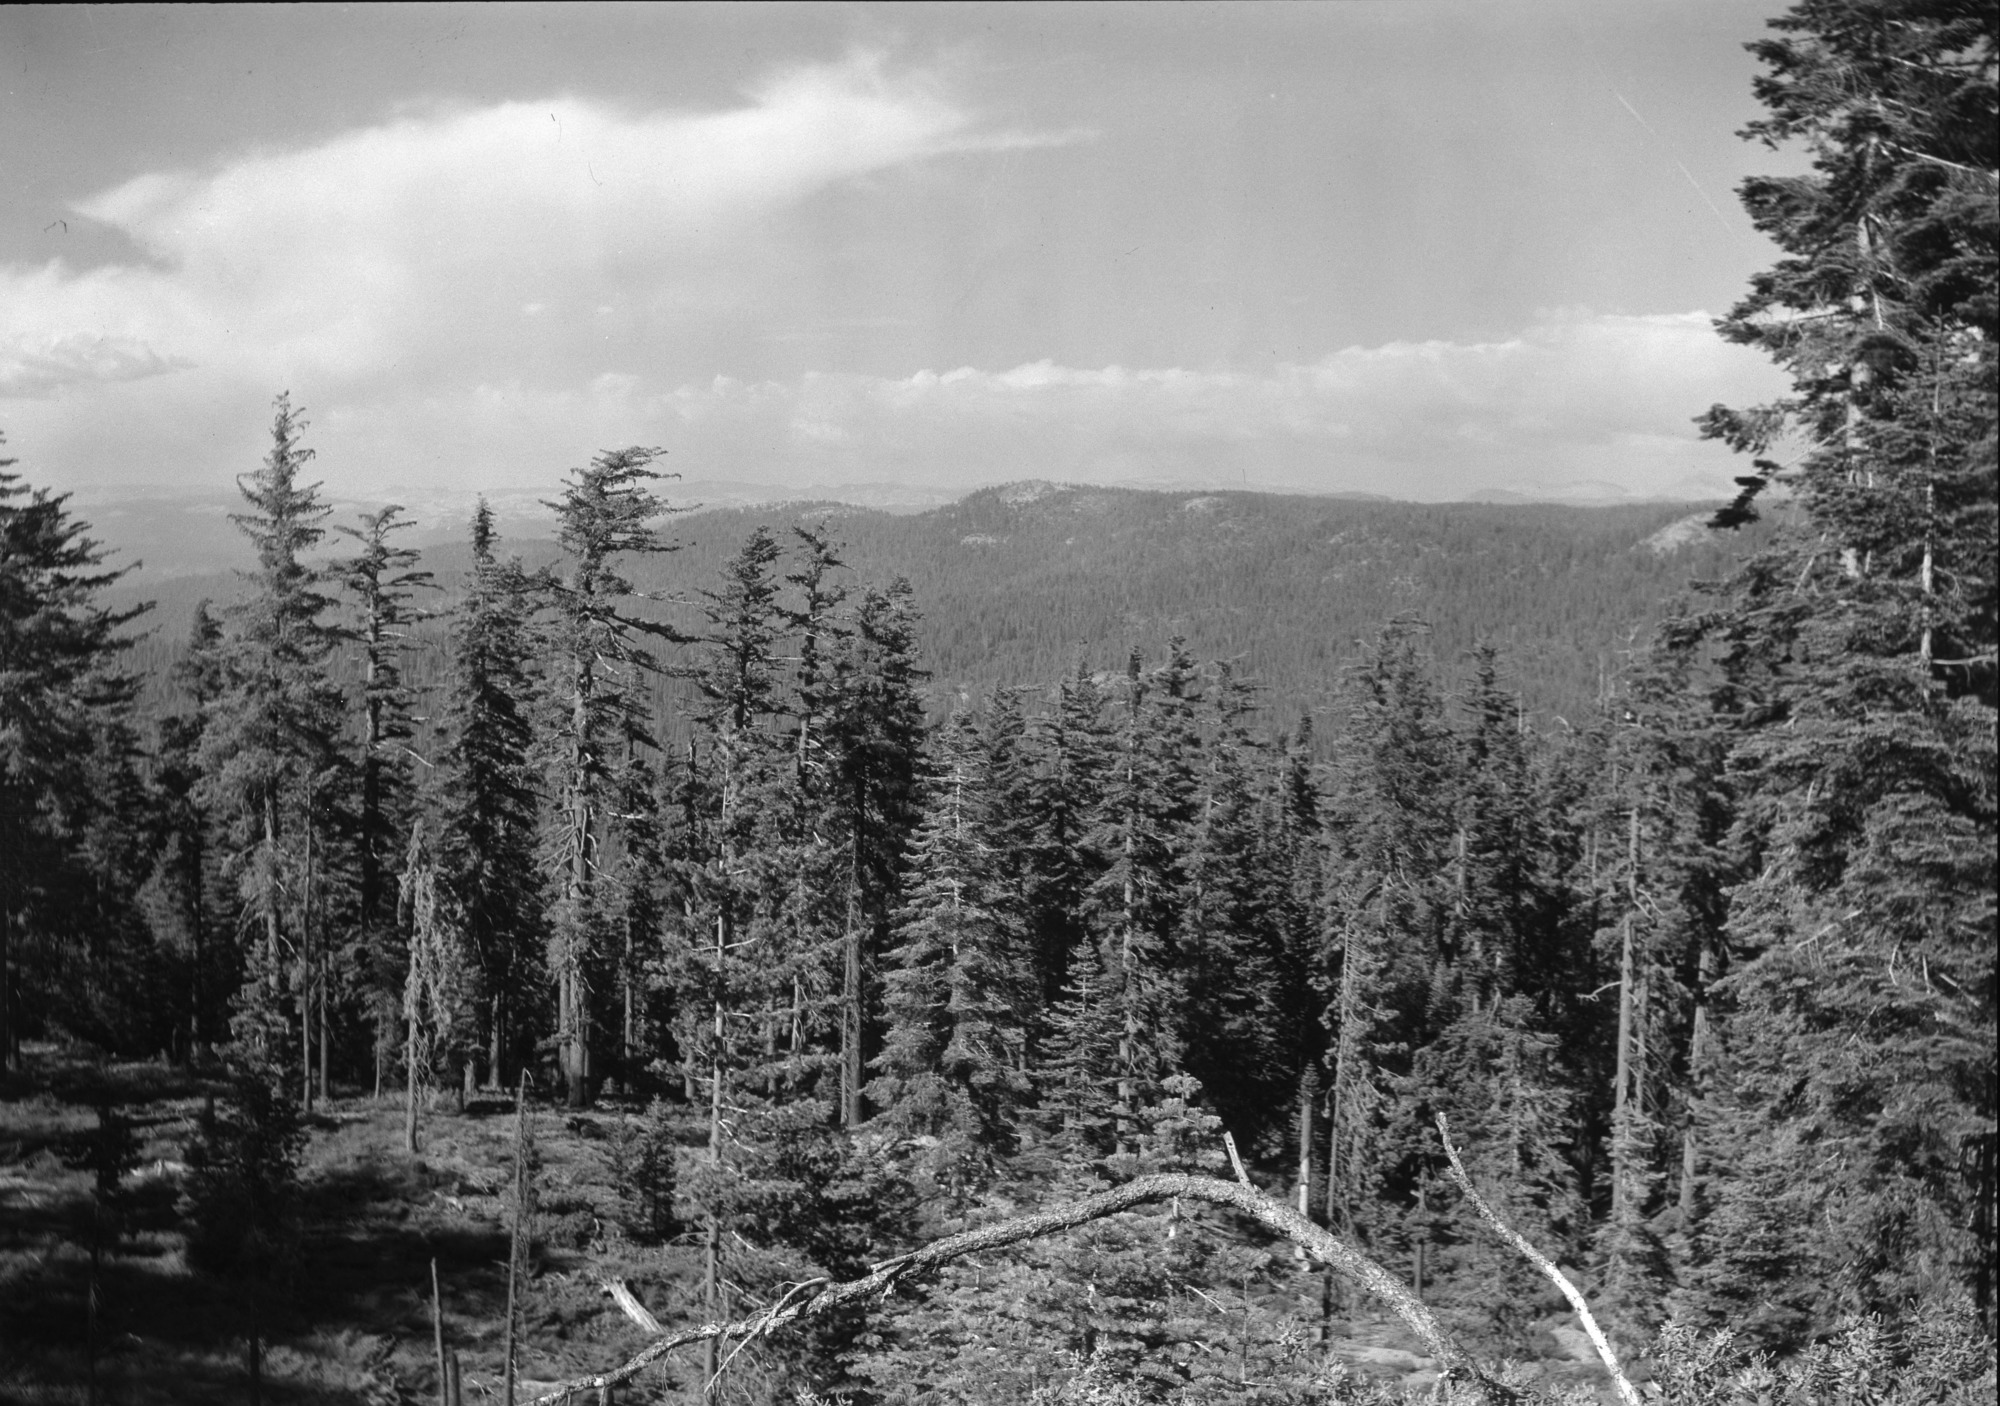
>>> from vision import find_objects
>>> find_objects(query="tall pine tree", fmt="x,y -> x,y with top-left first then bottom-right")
199,394 -> 346,1096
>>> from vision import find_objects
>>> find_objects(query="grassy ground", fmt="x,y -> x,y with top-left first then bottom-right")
0,1047 -> 702,1405
2,1046 -> 1620,1404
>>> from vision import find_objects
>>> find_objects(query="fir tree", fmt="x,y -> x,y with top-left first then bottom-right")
1084,641 -> 1204,1147
182,1059 -> 305,1405
825,578 -> 928,1127
872,713 -> 1035,1192
434,500 -> 541,1089
141,604 -> 230,1059
334,504 -> 433,1090
398,819 -> 473,1154
1178,661 -> 1292,1153
537,445 -> 680,1108
200,394 -> 346,1097
1025,660 -> 1115,1018
785,523 -> 849,789
0,434 -> 145,1069
667,527 -> 840,1388
1677,0 -> 1997,1337
1320,625 -> 1459,1257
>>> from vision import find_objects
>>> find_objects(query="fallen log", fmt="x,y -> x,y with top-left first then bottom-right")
525,1170 -> 1522,1404
1435,1112 -> 1641,1406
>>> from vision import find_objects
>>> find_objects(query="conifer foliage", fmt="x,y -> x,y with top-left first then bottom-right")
434,499 -> 541,1090
1675,0 -> 1998,1336
1,5 -> 1992,1398
0,434 -> 145,1064
538,446 -> 681,1108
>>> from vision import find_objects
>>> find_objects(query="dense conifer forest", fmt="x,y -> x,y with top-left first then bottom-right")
1,2 -> 1994,1402
113,486 -> 1775,740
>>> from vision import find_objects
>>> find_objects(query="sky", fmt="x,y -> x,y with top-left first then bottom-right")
0,1 -> 1803,509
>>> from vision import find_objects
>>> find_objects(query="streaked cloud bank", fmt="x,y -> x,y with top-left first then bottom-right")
0,50 -> 1782,503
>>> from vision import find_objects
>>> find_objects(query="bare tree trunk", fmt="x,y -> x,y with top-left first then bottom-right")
704,912 -> 725,1387
1611,911 -> 1633,1225
1679,942 -> 1712,1219
263,793 -> 282,1045
301,783 -> 314,1111
405,985 -> 422,1156
488,994 -> 504,1092
1296,1063 -> 1318,1222
622,920 -> 635,1097
318,968 -> 329,1103
190,823 -> 207,1058
840,823 -> 864,1128
503,1073 -> 527,1406
1610,807 -> 1639,1234
563,785 -> 590,1107
431,1258 -> 448,1406
1325,917 -> 1361,1230
561,668 -> 594,1111
1413,1184 -> 1427,1302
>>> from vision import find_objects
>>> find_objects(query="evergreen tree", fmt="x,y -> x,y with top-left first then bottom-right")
853,1077 -> 1327,1404
141,604 -> 231,1059
537,446 -> 680,1108
397,819 -> 474,1154
0,434 -> 146,1069
784,523 -> 849,788
1036,958 -> 1126,1167
825,578 -> 928,1127
1024,661 -> 1115,1017
63,697 -> 164,1055
199,394 -> 347,1099
872,713 -> 1035,1192
1265,715 -> 1331,1223
334,504 -> 433,1091
1178,662 -> 1293,1153
1319,624 -> 1460,1263
182,1059 -> 305,1404
666,526 -> 834,1388
433,500 -> 541,1089
1083,641 -> 1204,1148
1677,0 -> 1998,1337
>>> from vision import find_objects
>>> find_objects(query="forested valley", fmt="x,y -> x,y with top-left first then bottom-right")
2,3 -> 1994,1403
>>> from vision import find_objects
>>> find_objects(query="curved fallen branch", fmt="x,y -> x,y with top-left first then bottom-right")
526,1170 -> 1521,1405
1434,1111 -> 1641,1406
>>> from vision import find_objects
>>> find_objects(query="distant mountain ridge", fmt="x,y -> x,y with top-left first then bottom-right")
107,479 -> 1770,730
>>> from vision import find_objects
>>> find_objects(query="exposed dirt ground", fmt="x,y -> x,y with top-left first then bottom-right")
0,1048 -> 701,1405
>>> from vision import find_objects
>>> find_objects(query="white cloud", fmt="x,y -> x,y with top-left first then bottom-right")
0,331 -> 191,399
0,52 -> 1033,404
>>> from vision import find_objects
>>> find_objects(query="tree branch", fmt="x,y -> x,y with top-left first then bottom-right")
525,1172 -> 1520,1404
1434,1111 -> 1641,1406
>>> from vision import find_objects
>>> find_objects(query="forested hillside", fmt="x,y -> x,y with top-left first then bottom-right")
2,3 -> 1994,1403
117,486 -> 1772,739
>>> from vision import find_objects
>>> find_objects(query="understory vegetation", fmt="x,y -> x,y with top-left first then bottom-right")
2,2 -> 1994,1402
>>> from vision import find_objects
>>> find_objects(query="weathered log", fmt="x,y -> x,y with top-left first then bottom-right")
601,1279 -> 663,1336
1435,1111 -> 1640,1406
524,1171 -> 1521,1405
